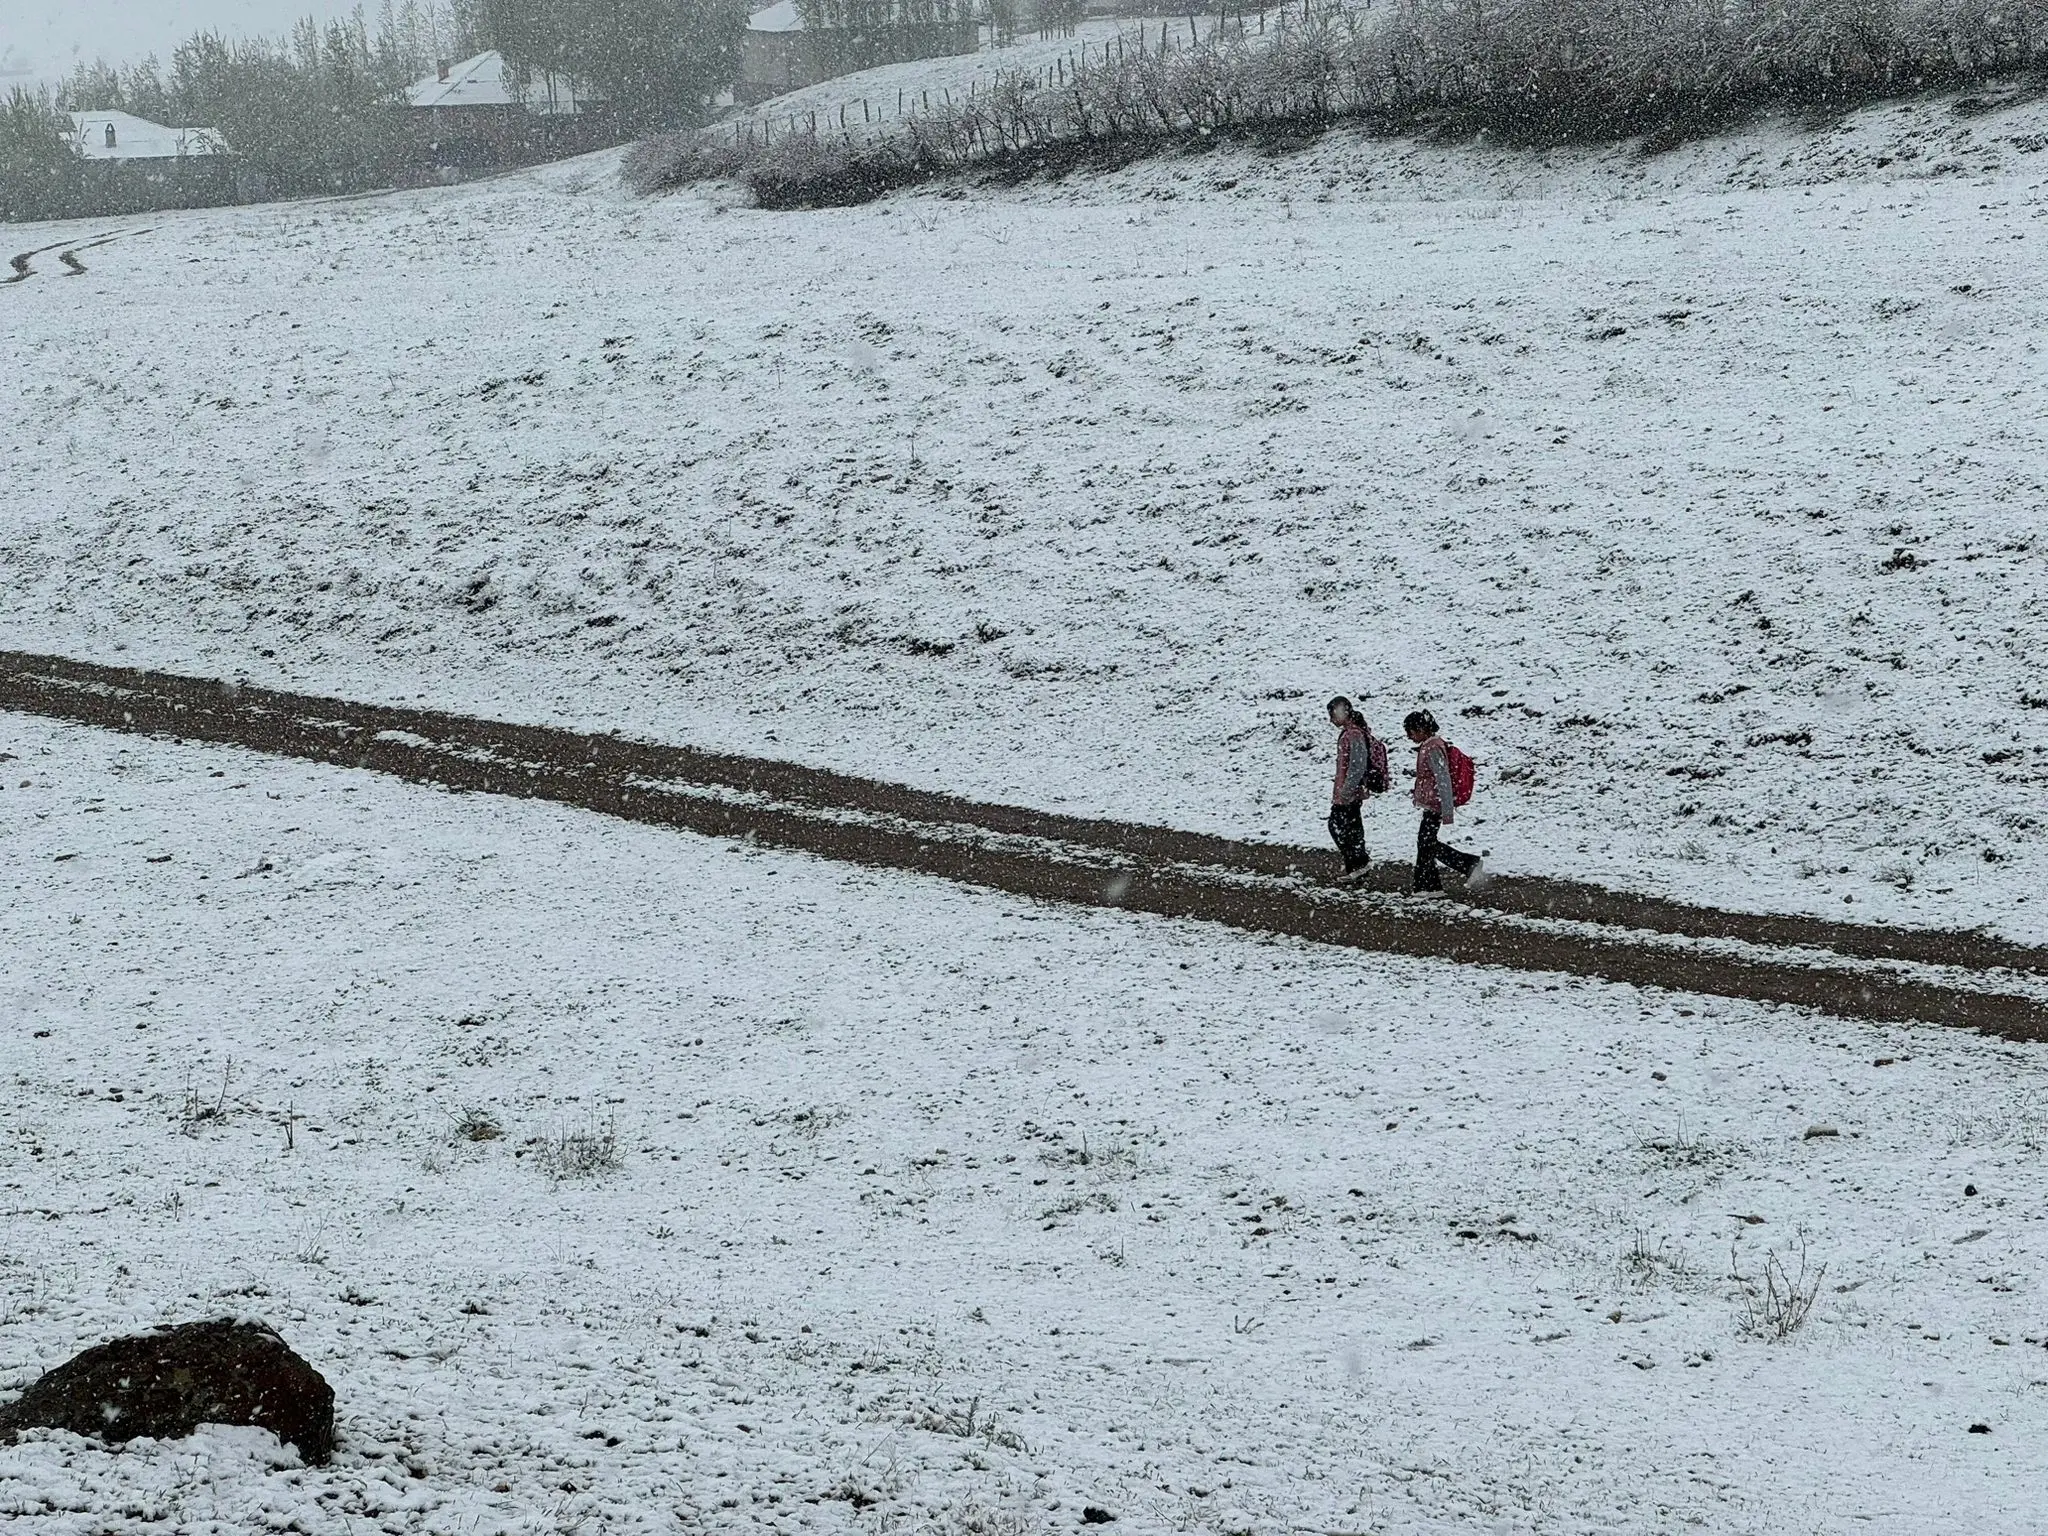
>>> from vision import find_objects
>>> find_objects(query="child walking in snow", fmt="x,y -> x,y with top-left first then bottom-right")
1403,710 -> 1488,896
1325,696 -> 1385,882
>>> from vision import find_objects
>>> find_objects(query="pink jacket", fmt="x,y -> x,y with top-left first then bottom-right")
1412,736 -> 1456,824
1332,721 -> 1370,806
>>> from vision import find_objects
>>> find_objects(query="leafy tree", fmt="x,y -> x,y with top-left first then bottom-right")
0,86 -> 83,222
376,0 -> 485,79
482,0 -> 747,132
576,0 -> 747,129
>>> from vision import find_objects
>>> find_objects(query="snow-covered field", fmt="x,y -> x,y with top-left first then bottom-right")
7,93 -> 2048,1527
4,89 -> 2047,940
5,715 -> 2048,1535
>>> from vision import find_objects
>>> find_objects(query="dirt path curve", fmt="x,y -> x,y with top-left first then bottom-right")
3,648 -> 2042,1038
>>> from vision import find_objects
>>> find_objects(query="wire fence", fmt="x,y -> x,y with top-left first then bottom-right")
716,8 -> 1299,152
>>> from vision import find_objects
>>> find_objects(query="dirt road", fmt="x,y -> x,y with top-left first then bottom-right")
2,648 -> 2041,1038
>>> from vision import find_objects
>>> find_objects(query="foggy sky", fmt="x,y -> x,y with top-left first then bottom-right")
1,2 -> 358,85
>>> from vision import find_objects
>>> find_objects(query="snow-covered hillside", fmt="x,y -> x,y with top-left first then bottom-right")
6,716 -> 2048,1534
718,16 -> 1179,140
3,88 -> 2046,942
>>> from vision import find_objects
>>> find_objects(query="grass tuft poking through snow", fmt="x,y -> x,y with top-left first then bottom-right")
176,1059 -> 236,1137
532,1114 -> 623,1181
450,1104 -> 503,1143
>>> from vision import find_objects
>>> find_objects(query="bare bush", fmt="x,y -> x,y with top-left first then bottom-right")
628,0 -> 2048,205
1734,1242 -> 1826,1339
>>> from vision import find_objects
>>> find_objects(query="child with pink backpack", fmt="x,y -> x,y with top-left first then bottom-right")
1403,710 -> 1489,896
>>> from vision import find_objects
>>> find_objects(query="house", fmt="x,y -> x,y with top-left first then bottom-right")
405,50 -> 592,118
66,110 -> 242,212
71,111 -> 232,162
741,0 -> 810,99
740,1 -> 980,105
399,51 -> 609,178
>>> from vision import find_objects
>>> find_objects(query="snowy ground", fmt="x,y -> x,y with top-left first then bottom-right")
6,717 -> 2048,1534
2,87 -> 2046,947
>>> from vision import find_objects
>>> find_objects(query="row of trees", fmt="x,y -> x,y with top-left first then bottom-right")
4,0 -> 745,221
60,2 -> 480,129
795,0 -> 979,27
468,0 -> 744,125
54,5 -> 474,204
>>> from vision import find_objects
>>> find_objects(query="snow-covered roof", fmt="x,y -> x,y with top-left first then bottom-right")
69,111 -> 230,161
405,50 -> 588,114
748,1 -> 805,33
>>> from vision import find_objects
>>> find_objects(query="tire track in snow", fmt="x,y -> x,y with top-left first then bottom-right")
2,647 -> 2043,1038
3,227 -> 152,285
56,227 -> 152,276
3,240 -> 68,285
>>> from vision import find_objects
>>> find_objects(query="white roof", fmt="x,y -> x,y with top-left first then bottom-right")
70,111 -> 229,161
748,1 -> 804,32
406,50 -> 586,113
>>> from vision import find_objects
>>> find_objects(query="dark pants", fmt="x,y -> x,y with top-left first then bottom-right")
1414,810 -> 1479,891
1328,802 -> 1368,873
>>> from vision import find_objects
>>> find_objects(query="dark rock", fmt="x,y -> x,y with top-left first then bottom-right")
0,1318 -> 333,1465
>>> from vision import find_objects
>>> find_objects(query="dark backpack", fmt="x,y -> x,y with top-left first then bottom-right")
1363,729 -> 1390,795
